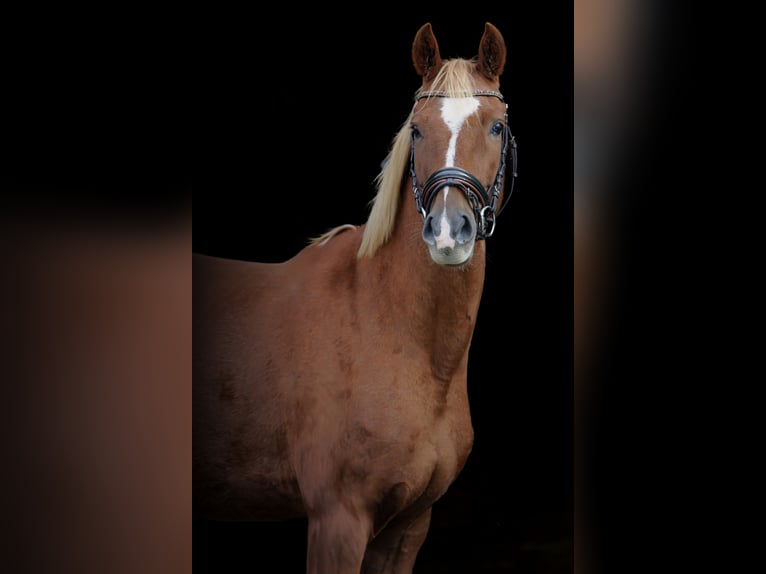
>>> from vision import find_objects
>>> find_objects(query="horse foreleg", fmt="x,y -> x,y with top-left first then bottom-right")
305,508 -> 372,574
360,508 -> 432,574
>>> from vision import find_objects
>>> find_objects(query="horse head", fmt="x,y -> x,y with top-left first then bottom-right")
410,22 -> 513,266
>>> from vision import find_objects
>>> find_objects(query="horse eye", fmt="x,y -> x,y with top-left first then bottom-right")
490,120 -> 505,137
411,124 -> 422,139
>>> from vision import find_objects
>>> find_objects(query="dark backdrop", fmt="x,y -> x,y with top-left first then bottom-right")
194,6 -> 572,573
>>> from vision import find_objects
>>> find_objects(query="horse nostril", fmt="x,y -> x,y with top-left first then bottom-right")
455,213 -> 475,244
422,215 -> 437,245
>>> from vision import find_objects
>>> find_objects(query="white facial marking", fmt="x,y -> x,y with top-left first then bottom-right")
435,188 -> 455,250
441,97 -> 480,166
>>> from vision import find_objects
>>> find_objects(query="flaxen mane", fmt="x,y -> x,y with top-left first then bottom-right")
310,59 -> 481,257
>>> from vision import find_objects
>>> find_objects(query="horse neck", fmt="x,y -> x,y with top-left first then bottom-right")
368,184 -> 487,381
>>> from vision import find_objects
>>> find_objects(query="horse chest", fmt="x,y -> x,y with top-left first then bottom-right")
361,401 -> 473,500
420,413 -> 474,491
361,413 -> 474,535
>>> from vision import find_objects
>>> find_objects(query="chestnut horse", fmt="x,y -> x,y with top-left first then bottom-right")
193,22 -> 517,573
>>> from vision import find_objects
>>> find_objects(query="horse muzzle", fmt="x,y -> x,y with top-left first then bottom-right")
420,167 -> 490,266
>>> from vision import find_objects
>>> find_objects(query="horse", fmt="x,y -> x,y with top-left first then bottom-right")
193,21 -> 517,573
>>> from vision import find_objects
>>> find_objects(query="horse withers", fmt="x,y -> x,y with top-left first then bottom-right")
194,21 -> 517,574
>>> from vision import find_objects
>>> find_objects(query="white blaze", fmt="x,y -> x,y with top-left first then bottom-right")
442,97 -> 480,166
435,97 -> 480,250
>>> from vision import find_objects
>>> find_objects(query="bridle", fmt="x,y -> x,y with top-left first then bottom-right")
409,89 -> 518,240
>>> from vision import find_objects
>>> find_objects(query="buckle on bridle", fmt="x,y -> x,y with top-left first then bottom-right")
479,205 -> 496,238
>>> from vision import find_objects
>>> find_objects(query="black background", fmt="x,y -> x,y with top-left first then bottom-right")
194,6 -> 572,573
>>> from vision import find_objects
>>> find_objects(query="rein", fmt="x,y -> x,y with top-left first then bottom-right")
409,89 -> 518,240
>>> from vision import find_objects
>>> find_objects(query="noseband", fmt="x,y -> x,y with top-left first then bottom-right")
409,90 -> 518,240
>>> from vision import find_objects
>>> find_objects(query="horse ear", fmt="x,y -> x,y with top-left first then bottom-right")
477,22 -> 506,80
412,23 -> 443,82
